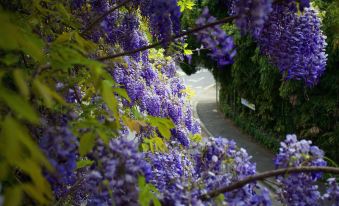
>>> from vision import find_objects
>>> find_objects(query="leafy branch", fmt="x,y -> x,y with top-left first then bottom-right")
200,166 -> 339,200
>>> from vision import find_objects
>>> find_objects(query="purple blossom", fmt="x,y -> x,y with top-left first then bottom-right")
83,138 -> 152,205
230,0 -> 273,37
39,126 -> 78,198
195,8 -> 236,66
139,0 -> 181,43
258,5 -> 327,86
274,134 -> 327,205
322,178 -> 339,206
146,149 -> 196,204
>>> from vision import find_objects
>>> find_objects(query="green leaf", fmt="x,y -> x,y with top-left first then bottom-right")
77,159 -> 94,169
141,143 -> 149,152
101,80 -> 120,127
138,176 -> 161,206
97,128 -> 111,144
113,87 -> 131,102
183,43 -> 193,55
0,12 -> 44,61
1,116 -> 53,204
0,162 -> 9,180
190,133 -> 202,142
79,132 -> 96,156
147,116 -> 175,140
0,53 -> 20,66
4,186 -> 22,206
21,183 -> 51,205
54,32 -> 73,43
13,69 -> 30,99
184,49 -> 193,55
1,116 -> 52,171
178,0 -> 195,12
54,3 -> 71,21
0,86 -> 39,123
18,160 -> 52,203
33,79 -> 66,108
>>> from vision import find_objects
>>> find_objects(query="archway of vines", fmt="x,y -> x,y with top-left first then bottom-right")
0,0 -> 338,206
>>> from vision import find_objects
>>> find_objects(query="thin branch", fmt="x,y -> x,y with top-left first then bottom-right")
96,15 -> 238,61
72,85 -> 82,104
54,177 -> 87,206
81,0 -> 133,35
200,166 -> 339,200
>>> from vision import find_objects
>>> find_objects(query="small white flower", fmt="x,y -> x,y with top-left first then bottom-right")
212,155 -> 218,162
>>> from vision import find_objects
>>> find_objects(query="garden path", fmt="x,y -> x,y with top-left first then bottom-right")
179,69 -> 283,205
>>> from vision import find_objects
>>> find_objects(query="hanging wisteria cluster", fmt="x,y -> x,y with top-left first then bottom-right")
195,8 -> 237,66
0,0 -> 337,206
257,4 -> 327,86
227,0 -> 327,85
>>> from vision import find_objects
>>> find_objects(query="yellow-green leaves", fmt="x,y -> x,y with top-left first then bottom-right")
190,133 -> 202,142
183,43 -> 193,55
54,32 -> 96,52
13,69 -> 30,99
79,132 -> 96,156
4,186 -> 22,206
178,0 -> 195,12
181,86 -> 196,99
0,86 -> 39,124
0,12 -> 44,62
123,116 -> 147,133
33,79 -> 66,108
101,80 -> 119,117
1,116 -> 52,170
77,159 -> 94,169
142,136 -> 168,153
0,54 -> 20,66
0,116 -> 53,205
113,87 -> 131,103
138,176 -> 161,206
146,116 -> 175,140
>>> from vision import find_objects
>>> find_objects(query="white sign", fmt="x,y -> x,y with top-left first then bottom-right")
241,98 -> 255,111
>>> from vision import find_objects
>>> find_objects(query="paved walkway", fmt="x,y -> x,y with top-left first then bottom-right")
181,69 -> 282,204
193,85 -> 275,172
192,86 -> 283,205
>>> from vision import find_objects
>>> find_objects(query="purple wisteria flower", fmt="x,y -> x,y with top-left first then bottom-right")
322,178 -> 339,206
195,8 -> 236,66
39,126 -> 78,198
145,149 -> 196,205
83,138 -> 152,205
258,5 -> 327,86
230,0 -> 273,37
193,137 -> 271,205
275,134 -> 327,205
139,0 -> 181,43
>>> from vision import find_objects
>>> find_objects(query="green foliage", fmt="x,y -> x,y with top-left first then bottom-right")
178,0 -> 195,12
141,136 -> 168,153
0,116 -> 53,205
79,132 -> 96,156
0,2 -> 140,204
146,116 -> 175,140
138,176 -> 161,206
215,6 -> 339,162
0,11 -> 44,62
76,159 -> 94,169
